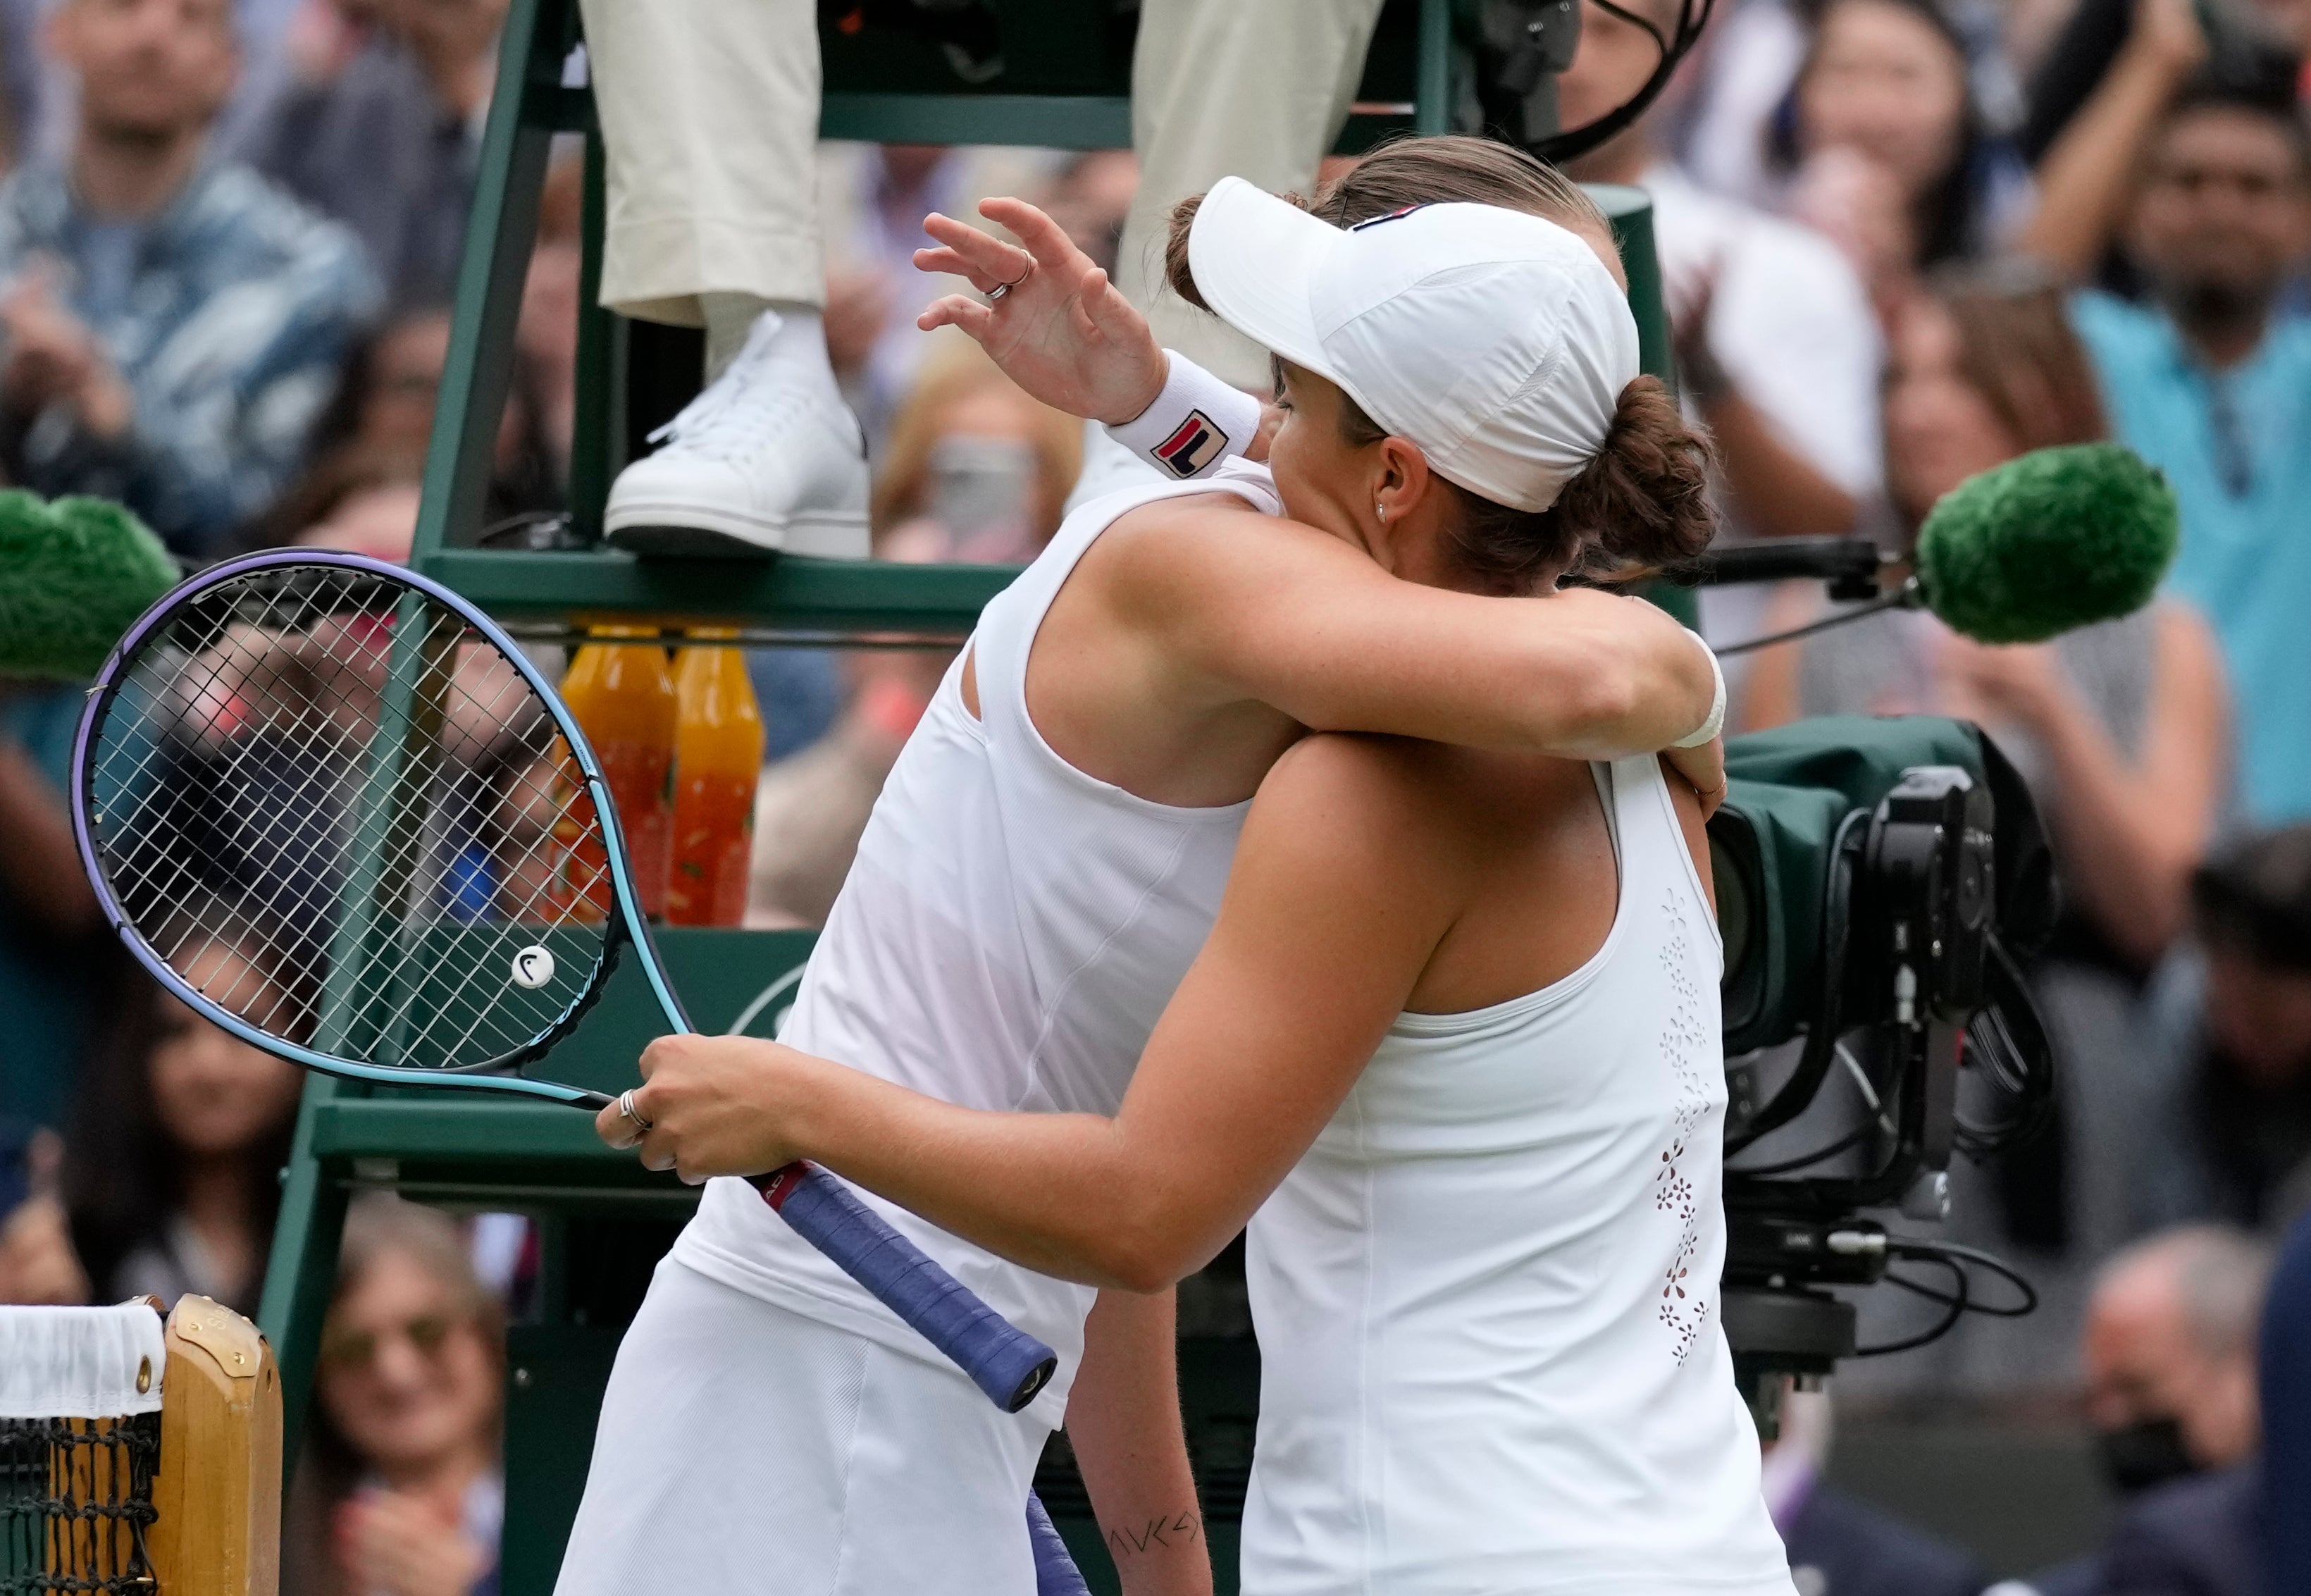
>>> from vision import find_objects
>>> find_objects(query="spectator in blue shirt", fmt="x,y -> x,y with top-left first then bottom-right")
0,0 -> 381,557
2064,85 -> 2311,824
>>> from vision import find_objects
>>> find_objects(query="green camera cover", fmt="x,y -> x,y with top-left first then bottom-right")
1712,715 -> 2054,1056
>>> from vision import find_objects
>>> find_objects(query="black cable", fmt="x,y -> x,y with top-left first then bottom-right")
1852,1236 -> 2038,1355
1592,0 -> 1668,55
1954,1010 -> 2020,1155
1728,1036 -> 1899,1175
1952,934 -> 2060,1159
1856,1255 -> 1970,1355
1532,0 -> 1718,165
1883,1268 -> 1971,1310
1730,1119 -> 1876,1177
1715,579 -> 1921,657
1892,1237 -> 2039,1316
1955,1006 -> 2052,1156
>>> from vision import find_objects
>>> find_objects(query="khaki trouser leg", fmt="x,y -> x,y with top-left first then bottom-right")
1116,0 -> 1389,390
578,0 -> 826,326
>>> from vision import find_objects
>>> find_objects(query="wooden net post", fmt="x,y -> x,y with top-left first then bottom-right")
147,1297 -> 282,1596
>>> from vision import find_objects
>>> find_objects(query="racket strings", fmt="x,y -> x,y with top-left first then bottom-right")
100,695 -> 353,1036
106,613 -> 386,863
87,564 -> 621,1073
242,584 -> 600,1061
105,627 -> 416,1017
347,644 -> 615,1067
97,585 -> 430,1035
111,698 -> 355,938
297,617 -> 609,1068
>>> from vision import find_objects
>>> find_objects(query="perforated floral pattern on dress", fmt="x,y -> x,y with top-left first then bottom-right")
1654,889 -> 1712,1363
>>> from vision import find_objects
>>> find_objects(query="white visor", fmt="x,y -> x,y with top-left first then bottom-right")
1186,177 -> 1642,513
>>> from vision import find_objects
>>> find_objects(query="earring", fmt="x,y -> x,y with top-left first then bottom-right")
1375,504 -> 1387,524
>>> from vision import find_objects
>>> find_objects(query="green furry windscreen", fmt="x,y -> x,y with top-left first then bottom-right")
1916,443 -> 2179,645
0,492 -> 180,679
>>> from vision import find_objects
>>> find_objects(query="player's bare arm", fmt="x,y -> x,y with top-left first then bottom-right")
602,737 -> 1477,1286
919,198 -> 1725,802
1105,502 -> 1718,764
1067,1290 -> 1213,1596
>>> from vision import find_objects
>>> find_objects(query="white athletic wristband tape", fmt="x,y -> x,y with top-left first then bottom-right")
1671,633 -> 1726,748
1106,352 -> 1264,481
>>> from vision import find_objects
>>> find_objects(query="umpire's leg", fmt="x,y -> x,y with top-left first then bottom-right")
1115,0 -> 1391,391
574,0 -> 825,357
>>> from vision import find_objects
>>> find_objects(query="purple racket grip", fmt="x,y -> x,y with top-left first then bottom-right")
1027,1491 -> 1091,1596
756,1161 -> 1058,1412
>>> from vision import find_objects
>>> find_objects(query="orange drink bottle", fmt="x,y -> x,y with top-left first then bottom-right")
515,730 -> 590,924
557,628 -> 677,919
665,634 -> 764,927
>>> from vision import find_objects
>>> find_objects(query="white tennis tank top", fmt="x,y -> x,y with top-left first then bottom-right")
1241,755 -> 1796,1596
672,462 -> 1282,1411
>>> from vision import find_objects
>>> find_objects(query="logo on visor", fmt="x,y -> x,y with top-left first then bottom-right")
1349,203 -> 1432,231
1153,410 -> 1229,478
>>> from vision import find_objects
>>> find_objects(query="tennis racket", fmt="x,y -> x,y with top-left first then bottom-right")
68,549 -> 1058,1416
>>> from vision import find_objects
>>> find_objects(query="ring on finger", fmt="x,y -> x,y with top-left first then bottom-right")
618,1089 -> 653,1134
986,260 -> 1033,303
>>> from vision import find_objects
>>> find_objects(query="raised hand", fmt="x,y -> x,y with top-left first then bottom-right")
334,1490 -> 490,1596
0,1132 -> 91,1306
915,197 -> 1168,426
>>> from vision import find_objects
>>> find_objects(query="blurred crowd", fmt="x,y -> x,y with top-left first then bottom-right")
0,0 -> 2310,1589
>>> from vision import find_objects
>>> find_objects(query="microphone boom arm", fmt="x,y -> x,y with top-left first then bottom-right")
1687,536 -> 1886,599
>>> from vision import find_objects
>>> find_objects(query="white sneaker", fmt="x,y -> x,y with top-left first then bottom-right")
605,312 -> 871,558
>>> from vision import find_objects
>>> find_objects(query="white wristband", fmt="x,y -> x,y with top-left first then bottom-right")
1105,352 -> 1264,481
1671,632 -> 1726,748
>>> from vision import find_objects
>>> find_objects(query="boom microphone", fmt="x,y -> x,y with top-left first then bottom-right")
0,492 -> 181,679
1701,443 -> 2180,653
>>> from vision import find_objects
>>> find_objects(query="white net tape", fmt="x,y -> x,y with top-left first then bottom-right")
0,1308 -> 164,1422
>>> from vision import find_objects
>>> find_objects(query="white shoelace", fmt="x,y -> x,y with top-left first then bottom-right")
645,314 -> 836,466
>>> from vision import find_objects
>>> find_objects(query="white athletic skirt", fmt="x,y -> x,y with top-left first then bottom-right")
552,1257 -> 1053,1596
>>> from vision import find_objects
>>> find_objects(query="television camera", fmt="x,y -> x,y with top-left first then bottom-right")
1698,548 -> 2061,1432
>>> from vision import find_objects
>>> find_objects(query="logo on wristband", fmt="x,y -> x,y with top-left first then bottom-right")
1153,410 -> 1228,478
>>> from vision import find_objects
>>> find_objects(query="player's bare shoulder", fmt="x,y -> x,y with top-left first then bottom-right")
1251,732 -> 1477,874
1272,736 -> 1611,886
1091,492 -> 1366,626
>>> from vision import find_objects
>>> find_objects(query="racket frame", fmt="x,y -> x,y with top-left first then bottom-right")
70,548 -> 686,1108
72,549 -> 1063,1417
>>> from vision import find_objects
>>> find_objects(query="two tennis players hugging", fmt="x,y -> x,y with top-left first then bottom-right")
576,135 -> 1798,1596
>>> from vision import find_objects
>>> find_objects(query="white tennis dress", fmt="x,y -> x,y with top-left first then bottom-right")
1242,755 -> 1797,1596
553,464 -> 1279,1596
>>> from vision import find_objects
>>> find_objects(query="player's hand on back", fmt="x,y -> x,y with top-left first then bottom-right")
1663,736 -> 1728,819
601,1034 -> 815,1183
915,197 -> 1168,426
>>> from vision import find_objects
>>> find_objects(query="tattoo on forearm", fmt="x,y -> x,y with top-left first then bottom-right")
1105,1511 -> 1203,1557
